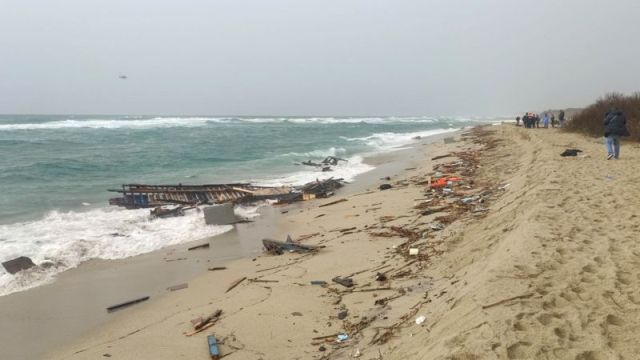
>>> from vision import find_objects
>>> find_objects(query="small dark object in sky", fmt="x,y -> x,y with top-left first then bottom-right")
560,149 -> 583,157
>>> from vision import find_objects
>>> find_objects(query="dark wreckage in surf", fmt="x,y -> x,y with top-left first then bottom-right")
108,178 -> 346,209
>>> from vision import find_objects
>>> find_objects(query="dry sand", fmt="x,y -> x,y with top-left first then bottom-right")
44,125 -> 640,359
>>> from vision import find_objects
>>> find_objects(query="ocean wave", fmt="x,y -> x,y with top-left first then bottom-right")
0,117 -> 217,130
0,207 -> 233,296
253,154 -> 374,187
278,147 -> 348,158
0,116 -> 488,131
342,128 -> 460,151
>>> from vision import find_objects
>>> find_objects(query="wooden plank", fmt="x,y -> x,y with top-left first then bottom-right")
225,277 -> 247,293
319,198 -> 348,208
107,296 -> 150,312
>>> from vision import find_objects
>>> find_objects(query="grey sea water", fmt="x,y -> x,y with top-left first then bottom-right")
0,114 -> 497,295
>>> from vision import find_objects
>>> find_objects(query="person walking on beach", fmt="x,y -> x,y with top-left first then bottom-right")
535,114 -> 541,128
551,114 -> 556,128
603,108 -> 630,160
558,110 -> 565,128
543,113 -> 550,128
516,116 -> 520,126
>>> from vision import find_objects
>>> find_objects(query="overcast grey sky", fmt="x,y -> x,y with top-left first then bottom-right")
1,0 -> 639,116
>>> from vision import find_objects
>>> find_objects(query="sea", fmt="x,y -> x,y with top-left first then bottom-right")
0,115 -> 501,295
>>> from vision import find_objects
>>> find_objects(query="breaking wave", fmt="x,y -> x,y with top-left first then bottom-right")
342,128 -> 460,151
0,207 -> 233,296
0,116 -> 499,131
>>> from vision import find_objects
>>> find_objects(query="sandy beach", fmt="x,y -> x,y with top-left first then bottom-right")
11,124 -> 640,359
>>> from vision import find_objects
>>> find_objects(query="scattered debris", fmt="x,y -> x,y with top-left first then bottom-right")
430,222 -> 444,231
431,154 -> 452,161
188,243 -> 210,251
311,280 -> 328,286
107,296 -> 150,313
375,272 -> 388,282
332,276 -> 355,288
337,334 -> 350,342
560,148 -> 583,157
2,256 -> 36,274
409,248 -> 419,256
208,266 -> 227,271
482,293 -> 534,309
319,198 -> 348,208
338,227 -> 357,233
167,283 -> 188,291
379,184 -> 392,190
262,236 -> 322,255
150,205 -> 188,218
415,315 -> 426,325
248,278 -> 279,283
225,277 -> 247,293
338,310 -> 349,320
204,203 -> 238,225
188,310 -> 223,336
207,335 -> 221,359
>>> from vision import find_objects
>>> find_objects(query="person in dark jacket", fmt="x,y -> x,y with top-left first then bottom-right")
603,109 -> 630,159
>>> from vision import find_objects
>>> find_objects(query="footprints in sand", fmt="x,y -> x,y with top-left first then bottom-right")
506,341 -> 532,358
478,129 -> 640,359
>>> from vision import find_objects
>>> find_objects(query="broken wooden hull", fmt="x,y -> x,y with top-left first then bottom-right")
108,183 -> 292,209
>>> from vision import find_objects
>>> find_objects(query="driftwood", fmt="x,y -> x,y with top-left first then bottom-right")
319,198 -> 348,208
431,154 -> 452,161
188,243 -> 210,251
107,296 -> 150,313
208,266 -> 227,271
225,277 -> 247,293
167,283 -> 188,291
482,293 -> 534,309
185,310 -> 223,337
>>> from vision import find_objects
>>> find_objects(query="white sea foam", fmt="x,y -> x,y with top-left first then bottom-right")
279,147 -> 348,158
0,117 -> 216,131
0,116 -> 498,131
342,128 -> 460,151
253,155 -> 374,187
0,207 -> 232,296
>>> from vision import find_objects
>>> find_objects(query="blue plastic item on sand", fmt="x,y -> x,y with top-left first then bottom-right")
208,335 -> 220,359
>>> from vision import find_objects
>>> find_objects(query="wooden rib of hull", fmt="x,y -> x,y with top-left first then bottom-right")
108,183 -> 292,209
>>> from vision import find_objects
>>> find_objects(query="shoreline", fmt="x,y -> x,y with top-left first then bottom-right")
0,128 -> 464,360
37,124 -> 640,359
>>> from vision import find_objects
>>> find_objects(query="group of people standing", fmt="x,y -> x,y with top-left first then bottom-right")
516,111 -> 565,129
515,108 -> 631,160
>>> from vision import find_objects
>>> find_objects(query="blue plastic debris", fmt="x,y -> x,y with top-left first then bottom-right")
208,335 -> 220,359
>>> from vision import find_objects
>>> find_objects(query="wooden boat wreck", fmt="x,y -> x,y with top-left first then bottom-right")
108,183 -> 293,209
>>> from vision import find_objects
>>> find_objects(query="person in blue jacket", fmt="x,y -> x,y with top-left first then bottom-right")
603,109 -> 630,160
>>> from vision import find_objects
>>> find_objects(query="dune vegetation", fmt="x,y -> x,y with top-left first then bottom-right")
565,92 -> 640,141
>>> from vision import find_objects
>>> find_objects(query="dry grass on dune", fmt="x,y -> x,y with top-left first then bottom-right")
565,92 -> 640,141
